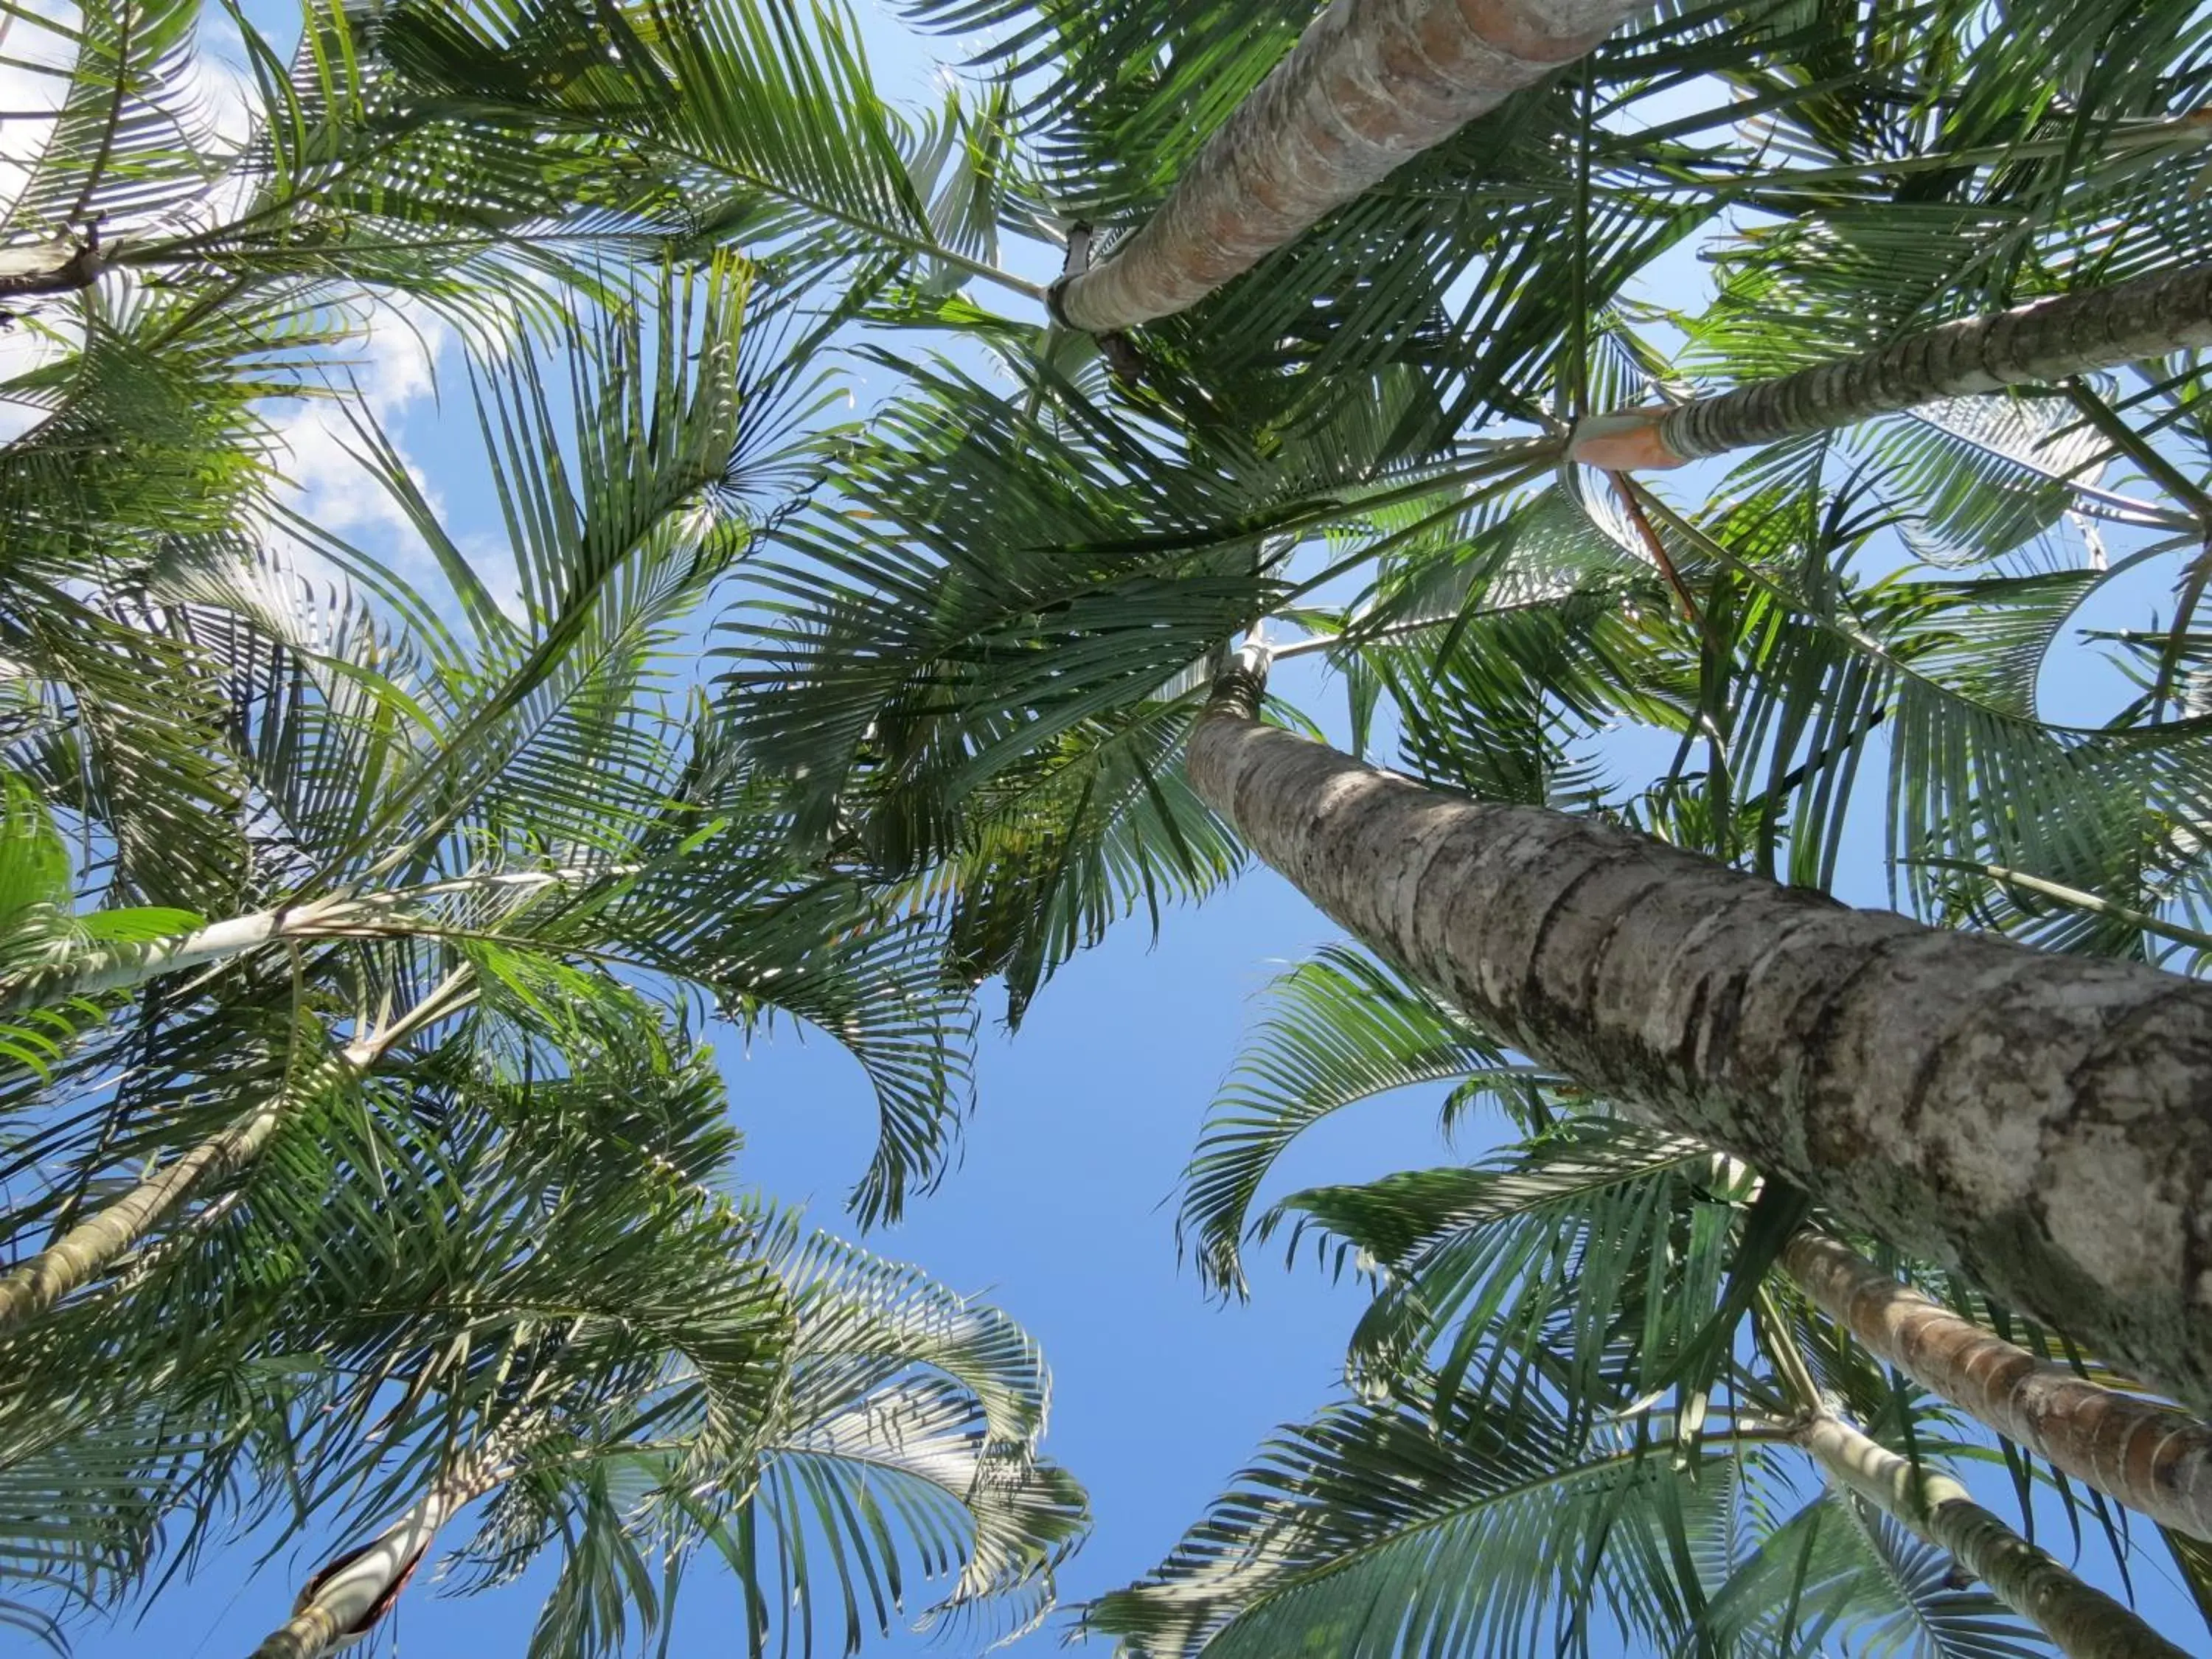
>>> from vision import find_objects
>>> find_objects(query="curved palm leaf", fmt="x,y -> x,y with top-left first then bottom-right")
1178,944 -> 1556,1296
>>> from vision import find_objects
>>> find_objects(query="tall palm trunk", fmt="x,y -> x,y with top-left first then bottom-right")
0,969 -> 475,1332
1794,1411 -> 2188,1659
248,1427 -> 525,1659
1051,0 -> 1651,334
1568,261 -> 2212,469
1183,650 -> 2212,1413
0,1101 -> 289,1333
1782,1229 -> 2212,1543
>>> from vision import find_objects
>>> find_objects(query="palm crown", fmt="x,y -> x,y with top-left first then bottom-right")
0,3 -> 1098,1648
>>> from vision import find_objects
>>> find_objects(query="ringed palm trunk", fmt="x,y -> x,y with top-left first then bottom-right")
1568,261 -> 2212,469
0,969 -> 475,1332
1050,0 -> 1652,334
1184,650 -> 2212,1413
1782,1230 -> 2212,1543
248,1427 -> 526,1659
1795,1411 -> 2189,1659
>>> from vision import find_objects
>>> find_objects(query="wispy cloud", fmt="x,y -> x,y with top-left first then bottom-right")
266,306 -> 449,540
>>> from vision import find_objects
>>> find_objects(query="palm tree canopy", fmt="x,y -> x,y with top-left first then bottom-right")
14,0 -> 2212,1654
0,7 -> 1085,1643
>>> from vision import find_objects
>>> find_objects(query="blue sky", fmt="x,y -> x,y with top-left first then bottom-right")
42,1 -> 2212,1654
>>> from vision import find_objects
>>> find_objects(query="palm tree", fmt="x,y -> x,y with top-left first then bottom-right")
1185,945 -> 2212,1554
0,257 -> 973,1341
1569,260 -> 2212,470
235,1135 -> 1085,1659
1183,644 -> 2212,1415
0,425 -> 1018,1659
1088,1387 -> 2180,1658
723,0 -> 2212,1410
0,0 -> 1063,908
1086,947 -> 2193,1655
0,3 -> 1105,1650
0,973 -> 1079,1657
1046,0 -> 1654,333
727,335 -> 2212,1388
0,15 -> 1060,1618
1781,1229 -> 2212,1544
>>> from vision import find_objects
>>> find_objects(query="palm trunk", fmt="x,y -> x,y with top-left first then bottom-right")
1,866 -> 618,1015
1,905 -> 321,1015
1568,261 -> 2212,469
1782,1230 -> 2212,1543
0,1100 -> 285,1332
1796,1411 -> 2188,1659
1050,0 -> 1650,334
1183,650 -> 2212,1413
248,1430 -> 521,1659
0,234 -> 105,301
0,969 -> 474,1332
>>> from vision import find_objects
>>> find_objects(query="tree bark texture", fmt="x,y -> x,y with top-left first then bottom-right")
1184,653 -> 2212,1413
1050,0 -> 1650,334
1568,261 -> 2212,469
1797,1412 -> 2190,1659
1784,1230 -> 2212,1543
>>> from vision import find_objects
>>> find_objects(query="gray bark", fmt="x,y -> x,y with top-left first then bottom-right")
1784,1230 -> 2212,1543
1798,1412 -> 2191,1659
1568,262 -> 2212,468
1185,650 -> 2212,1413
1051,0 -> 1651,334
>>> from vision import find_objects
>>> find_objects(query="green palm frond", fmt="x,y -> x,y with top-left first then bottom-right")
720,352 -> 1293,864
414,1191 -> 1085,1659
1692,1486 -> 2052,1659
711,1223 -> 1088,1654
1267,1122 -> 1739,1419
372,0 -> 1048,303
1630,479 -> 2212,933
4,261 -> 984,1223
1084,1386 -> 1728,1659
0,1 -> 767,328
1863,394 -> 2193,568
1,0 -> 212,248
1180,945 -> 1557,1297
926,696 -> 1243,1028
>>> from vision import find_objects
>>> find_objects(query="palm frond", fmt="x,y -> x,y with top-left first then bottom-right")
1180,945 -> 1555,1296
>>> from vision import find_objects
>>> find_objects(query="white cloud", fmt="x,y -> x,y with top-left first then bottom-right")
0,7 -> 518,630
262,301 -> 452,566
262,303 -> 540,628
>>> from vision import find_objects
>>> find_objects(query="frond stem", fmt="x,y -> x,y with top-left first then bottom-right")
1912,860 -> 2212,958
